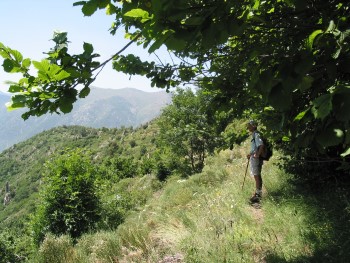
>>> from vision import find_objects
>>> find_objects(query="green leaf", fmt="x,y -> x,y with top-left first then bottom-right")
333,46 -> 342,59
148,30 -> 173,53
341,147 -> 350,157
59,98 -> 74,113
202,23 -> 223,48
2,59 -> 14,72
296,76 -> 313,91
311,94 -> 332,120
5,101 -> 17,111
282,136 -> 291,142
333,92 -> 350,121
54,70 -> 71,81
316,126 -> 344,147
39,92 -> 55,99
293,109 -> 309,121
258,69 -> 274,94
326,20 -> 336,32
0,43 -> 11,59
106,3 -> 117,15
253,0 -> 260,10
79,87 -> 90,98
81,1 -> 98,16
263,106 -> 274,113
22,58 -> 31,68
165,35 -> 187,51
73,1 -> 86,7
124,9 -> 151,22
267,84 -> 292,111
33,60 -> 50,73
52,31 -> 68,44
83,42 -> 94,55
33,60 -> 69,81
8,85 -> 23,93
307,29 -> 323,50
9,49 -> 23,62
97,0 -> 109,8
8,95 -> 27,109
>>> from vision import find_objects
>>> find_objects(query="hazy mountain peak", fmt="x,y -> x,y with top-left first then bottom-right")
0,87 -> 171,151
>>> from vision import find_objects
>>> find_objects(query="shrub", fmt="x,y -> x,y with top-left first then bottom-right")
140,158 -> 154,175
140,145 -> 147,156
29,149 -> 100,245
104,156 -> 138,179
156,162 -> 171,181
0,233 -> 18,263
129,140 -> 137,148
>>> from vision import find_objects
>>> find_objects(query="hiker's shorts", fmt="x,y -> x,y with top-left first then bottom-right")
250,156 -> 263,176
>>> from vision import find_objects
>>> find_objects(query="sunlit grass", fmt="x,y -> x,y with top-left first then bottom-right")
31,146 -> 350,262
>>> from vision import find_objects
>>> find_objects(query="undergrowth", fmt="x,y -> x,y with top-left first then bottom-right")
30,142 -> 350,263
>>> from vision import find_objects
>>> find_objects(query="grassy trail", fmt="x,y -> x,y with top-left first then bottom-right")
33,144 -> 350,263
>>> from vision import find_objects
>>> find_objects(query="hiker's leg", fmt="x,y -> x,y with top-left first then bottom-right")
249,157 -> 261,203
254,174 -> 262,195
250,158 -> 263,194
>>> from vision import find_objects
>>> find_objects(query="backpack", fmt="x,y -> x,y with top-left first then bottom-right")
254,132 -> 273,161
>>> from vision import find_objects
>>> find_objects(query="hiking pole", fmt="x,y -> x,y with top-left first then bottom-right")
241,158 -> 250,190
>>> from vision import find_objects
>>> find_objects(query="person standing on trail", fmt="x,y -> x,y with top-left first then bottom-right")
246,120 -> 265,203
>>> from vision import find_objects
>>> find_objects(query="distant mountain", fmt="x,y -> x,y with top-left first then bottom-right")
0,87 -> 171,151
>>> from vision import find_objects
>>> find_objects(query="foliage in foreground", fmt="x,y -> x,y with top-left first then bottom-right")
1,1 -> 350,175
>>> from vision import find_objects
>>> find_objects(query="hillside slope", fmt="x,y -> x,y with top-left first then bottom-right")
1,123 -> 350,262
0,123 -> 159,231
65,147 -> 349,263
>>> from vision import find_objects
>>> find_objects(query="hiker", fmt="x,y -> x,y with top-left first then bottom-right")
246,120 -> 265,203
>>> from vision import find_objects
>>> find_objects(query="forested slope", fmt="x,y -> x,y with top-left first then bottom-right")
0,121 -> 349,262
0,123 -> 158,231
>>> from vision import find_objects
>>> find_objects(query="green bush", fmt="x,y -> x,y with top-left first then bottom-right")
101,156 -> 138,180
0,233 -> 18,263
129,140 -> 137,148
29,149 -> 100,244
156,162 -> 171,181
139,157 -> 155,175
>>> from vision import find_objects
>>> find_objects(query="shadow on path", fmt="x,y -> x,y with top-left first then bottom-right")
265,179 -> 350,263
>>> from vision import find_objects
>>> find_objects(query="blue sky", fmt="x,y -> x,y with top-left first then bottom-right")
0,0 -> 166,92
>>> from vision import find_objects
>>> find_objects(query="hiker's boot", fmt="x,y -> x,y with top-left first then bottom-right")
249,193 -> 261,203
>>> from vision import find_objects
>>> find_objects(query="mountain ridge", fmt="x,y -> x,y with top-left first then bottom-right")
0,87 -> 171,151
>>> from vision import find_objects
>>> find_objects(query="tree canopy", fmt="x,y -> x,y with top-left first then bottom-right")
157,88 -> 220,173
0,0 -> 349,170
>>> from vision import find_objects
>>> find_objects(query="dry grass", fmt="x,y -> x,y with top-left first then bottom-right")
31,145 -> 350,262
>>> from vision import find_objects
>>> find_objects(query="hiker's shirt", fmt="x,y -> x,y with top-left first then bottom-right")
250,131 -> 264,175
250,131 -> 263,155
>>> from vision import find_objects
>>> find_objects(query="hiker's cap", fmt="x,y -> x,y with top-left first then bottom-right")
248,120 -> 258,127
